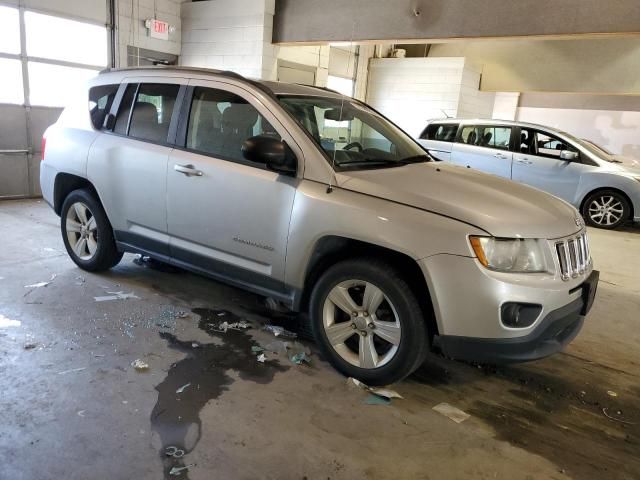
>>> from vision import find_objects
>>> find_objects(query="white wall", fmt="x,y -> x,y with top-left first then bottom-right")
274,45 -> 330,85
456,63 -> 495,118
516,107 -> 640,158
492,92 -> 520,121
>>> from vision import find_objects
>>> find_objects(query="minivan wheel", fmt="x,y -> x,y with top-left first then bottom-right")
583,190 -> 629,229
60,189 -> 123,271
310,259 -> 428,386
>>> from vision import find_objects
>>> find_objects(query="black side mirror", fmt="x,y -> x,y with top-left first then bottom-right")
242,135 -> 297,176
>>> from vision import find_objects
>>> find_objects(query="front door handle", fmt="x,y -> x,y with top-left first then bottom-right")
494,153 -> 508,159
515,158 -> 533,165
174,164 -> 203,177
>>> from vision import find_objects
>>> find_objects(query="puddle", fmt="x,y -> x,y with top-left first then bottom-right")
150,308 -> 288,479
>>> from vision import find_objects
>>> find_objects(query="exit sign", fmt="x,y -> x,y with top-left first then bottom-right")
146,19 -> 170,40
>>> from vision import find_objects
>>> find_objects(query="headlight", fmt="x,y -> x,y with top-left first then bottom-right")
470,236 -> 548,273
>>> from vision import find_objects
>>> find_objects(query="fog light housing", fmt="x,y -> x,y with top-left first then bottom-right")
501,303 -> 542,328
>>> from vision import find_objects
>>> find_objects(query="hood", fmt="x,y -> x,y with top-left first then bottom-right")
609,155 -> 640,175
338,162 -> 580,239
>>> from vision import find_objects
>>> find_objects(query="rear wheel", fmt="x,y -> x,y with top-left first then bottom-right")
310,258 -> 429,386
60,189 -> 123,271
582,190 -> 629,229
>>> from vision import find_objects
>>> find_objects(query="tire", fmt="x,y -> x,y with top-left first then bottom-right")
60,188 -> 123,271
309,258 -> 429,386
582,190 -> 630,230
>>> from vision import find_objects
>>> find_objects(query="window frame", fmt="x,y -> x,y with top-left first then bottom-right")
456,123 -> 515,152
421,122 -> 460,142
515,127 -> 583,163
174,84 -> 294,172
106,81 -> 186,148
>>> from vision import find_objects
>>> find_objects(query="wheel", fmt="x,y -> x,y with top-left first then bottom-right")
309,258 -> 429,386
60,189 -> 123,271
582,190 -> 630,229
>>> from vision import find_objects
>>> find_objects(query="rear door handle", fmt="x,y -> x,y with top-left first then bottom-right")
494,153 -> 508,159
515,158 -> 533,165
174,164 -> 203,177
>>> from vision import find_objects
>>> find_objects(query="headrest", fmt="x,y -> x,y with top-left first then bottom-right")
222,103 -> 258,132
132,102 -> 158,124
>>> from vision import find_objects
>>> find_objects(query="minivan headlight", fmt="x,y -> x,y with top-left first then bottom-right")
470,236 -> 548,273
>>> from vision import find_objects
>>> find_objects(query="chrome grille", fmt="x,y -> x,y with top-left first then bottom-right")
556,232 -> 590,280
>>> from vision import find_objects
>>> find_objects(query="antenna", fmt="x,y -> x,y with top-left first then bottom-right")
441,109 -> 451,119
327,21 -> 356,194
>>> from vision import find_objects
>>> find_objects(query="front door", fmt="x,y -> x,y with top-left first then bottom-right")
512,128 -> 584,202
166,80 -> 298,295
450,124 -> 513,178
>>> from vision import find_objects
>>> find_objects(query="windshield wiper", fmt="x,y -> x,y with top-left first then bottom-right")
398,155 -> 430,163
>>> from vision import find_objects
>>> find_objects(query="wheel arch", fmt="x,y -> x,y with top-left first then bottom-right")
296,235 -> 439,339
53,173 -> 98,215
579,186 -> 634,221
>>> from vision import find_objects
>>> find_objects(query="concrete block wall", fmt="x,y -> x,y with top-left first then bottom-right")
492,92 -> 520,121
366,57 -> 467,137
273,45 -> 330,85
117,0 -> 184,67
180,0 -> 275,79
457,64 -> 495,119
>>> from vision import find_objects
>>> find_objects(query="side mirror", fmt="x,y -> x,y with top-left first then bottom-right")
242,135 -> 297,176
560,150 -> 578,161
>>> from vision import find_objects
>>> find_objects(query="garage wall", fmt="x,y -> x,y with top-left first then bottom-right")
366,57 -> 494,137
428,38 -> 640,95
516,93 -> 640,158
0,0 -> 106,23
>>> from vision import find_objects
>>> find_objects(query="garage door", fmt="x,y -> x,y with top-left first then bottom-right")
0,5 -> 107,199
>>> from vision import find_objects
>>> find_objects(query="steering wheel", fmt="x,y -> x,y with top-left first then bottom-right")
344,142 -> 364,152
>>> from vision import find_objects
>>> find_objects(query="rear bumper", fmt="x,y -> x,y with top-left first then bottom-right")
434,296 -> 584,363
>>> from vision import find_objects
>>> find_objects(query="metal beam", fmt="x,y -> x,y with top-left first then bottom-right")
273,0 -> 640,44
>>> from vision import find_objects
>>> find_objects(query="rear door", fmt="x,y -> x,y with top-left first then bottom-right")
87,78 -> 184,255
512,128 -> 584,202
417,122 -> 459,162
450,124 -> 514,178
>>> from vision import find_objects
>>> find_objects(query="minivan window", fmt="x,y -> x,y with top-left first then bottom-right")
89,84 -> 118,130
421,123 -> 458,142
459,125 -> 512,151
534,130 -> 579,160
186,87 -> 280,164
113,83 -> 179,143
279,95 -> 428,171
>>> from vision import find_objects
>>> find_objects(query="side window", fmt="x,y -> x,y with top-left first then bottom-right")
458,125 -> 511,151
128,83 -> 180,143
89,84 -> 118,130
186,87 -> 280,164
535,132 -> 579,160
422,123 -> 458,142
518,128 -> 535,154
113,84 -> 136,135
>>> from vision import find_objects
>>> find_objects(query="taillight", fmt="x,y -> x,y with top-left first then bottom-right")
41,136 -> 46,161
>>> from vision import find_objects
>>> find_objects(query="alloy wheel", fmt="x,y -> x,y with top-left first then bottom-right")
65,202 -> 99,260
322,279 -> 401,369
587,195 -> 624,227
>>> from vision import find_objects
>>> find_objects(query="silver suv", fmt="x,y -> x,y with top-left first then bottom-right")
418,119 -> 640,230
41,68 -> 599,385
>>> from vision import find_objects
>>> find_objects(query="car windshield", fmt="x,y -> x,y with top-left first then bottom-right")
278,95 -> 429,171
559,132 -> 620,163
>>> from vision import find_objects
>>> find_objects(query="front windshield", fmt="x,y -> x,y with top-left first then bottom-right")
560,131 -> 618,162
278,95 -> 429,170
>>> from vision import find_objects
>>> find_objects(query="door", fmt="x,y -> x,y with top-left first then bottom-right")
450,124 -> 513,178
87,80 -> 183,255
166,80 -> 298,293
512,128 -> 584,202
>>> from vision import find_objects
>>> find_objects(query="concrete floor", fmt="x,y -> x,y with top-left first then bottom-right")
1,199 -> 638,480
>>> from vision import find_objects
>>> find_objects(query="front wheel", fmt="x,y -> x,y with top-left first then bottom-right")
60,189 -> 123,271
309,259 -> 429,386
582,190 -> 630,229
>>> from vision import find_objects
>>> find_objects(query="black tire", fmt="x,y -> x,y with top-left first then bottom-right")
582,189 -> 630,230
309,258 -> 429,386
60,188 -> 123,271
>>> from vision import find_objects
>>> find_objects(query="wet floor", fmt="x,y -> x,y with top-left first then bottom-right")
1,199 -> 640,480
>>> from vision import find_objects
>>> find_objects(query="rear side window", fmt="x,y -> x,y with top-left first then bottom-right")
185,86 -> 280,164
420,123 -> 458,141
113,83 -> 180,143
458,125 -> 512,151
89,84 -> 118,130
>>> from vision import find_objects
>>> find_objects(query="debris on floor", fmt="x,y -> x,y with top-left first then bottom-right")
264,324 -> 297,338
602,407 -> 636,425
251,346 -> 265,353
23,342 -> 37,350
169,465 -> 194,476
133,255 -> 183,273
432,402 -> 470,424
75,275 -> 85,285
346,377 -> 403,401
176,383 -> 191,394
257,353 -> 266,363
0,314 -> 21,328
77,410 -> 86,417
165,446 -> 185,458
94,291 -> 140,302
24,274 -> 57,288
175,311 -> 190,319
212,320 -> 251,332
131,359 -> 150,371
57,367 -> 87,375
365,394 -> 391,405
607,390 -> 618,397
290,352 -> 310,365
